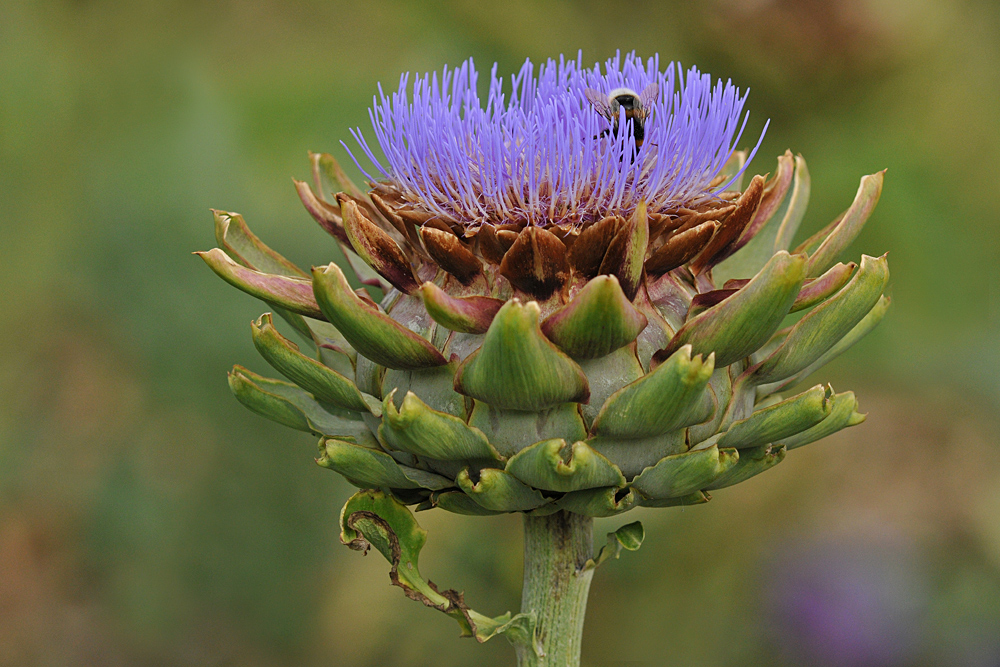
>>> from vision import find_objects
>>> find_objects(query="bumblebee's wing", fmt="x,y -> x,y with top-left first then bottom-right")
584,88 -> 614,120
636,82 -> 659,119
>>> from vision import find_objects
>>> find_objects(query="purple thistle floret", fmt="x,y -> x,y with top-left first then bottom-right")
345,52 -> 767,227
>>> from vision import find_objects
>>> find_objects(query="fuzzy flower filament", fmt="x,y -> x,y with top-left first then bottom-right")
346,52 -> 767,228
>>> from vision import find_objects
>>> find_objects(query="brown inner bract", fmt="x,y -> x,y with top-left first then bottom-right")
328,178 -> 767,304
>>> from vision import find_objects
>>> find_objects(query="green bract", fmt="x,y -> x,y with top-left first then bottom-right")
199,150 -> 888,518
198,148 -> 889,655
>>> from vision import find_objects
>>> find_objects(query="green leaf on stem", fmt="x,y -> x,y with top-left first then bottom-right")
339,490 -> 535,645
583,521 -> 645,572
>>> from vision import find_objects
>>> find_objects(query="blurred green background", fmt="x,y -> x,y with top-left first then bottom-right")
2,0 -> 999,665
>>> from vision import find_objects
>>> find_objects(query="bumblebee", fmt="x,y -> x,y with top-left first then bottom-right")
584,83 -> 658,150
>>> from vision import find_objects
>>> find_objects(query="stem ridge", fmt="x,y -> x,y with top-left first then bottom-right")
518,510 -> 595,667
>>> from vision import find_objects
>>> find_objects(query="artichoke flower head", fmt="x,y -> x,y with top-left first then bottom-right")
200,52 -> 889,520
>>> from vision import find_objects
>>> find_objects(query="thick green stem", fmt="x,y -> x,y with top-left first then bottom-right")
516,510 -> 594,667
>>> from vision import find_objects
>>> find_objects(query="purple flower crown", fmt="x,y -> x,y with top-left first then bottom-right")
345,52 -> 767,227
